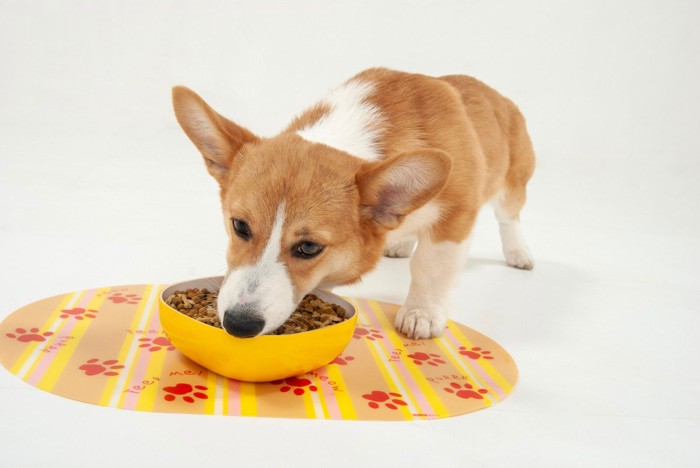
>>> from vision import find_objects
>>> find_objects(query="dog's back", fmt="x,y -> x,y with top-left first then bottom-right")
439,73 -> 535,214
292,67 -> 535,245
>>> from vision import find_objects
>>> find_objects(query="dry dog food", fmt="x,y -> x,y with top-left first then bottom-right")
165,288 -> 348,335
272,293 -> 348,335
165,288 -> 221,328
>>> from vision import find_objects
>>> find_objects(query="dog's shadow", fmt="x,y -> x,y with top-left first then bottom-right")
464,257 -> 508,269
458,256 -> 587,344
339,254 -> 586,345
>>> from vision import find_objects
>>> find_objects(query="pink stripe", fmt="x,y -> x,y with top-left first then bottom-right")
121,300 -> 161,409
227,379 -> 241,415
358,299 -> 434,416
313,366 -> 342,420
26,319 -> 81,385
443,327 -> 506,398
26,289 -> 99,385
74,290 -> 97,309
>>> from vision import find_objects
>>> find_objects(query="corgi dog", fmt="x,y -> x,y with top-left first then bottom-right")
172,68 -> 535,340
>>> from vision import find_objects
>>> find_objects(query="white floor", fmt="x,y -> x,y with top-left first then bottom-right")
1,2 -> 699,467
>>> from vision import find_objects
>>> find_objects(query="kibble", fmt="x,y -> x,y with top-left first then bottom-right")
271,293 -> 347,335
165,288 -> 348,335
165,288 -> 221,328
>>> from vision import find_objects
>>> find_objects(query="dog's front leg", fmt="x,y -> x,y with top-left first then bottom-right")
395,233 -> 470,339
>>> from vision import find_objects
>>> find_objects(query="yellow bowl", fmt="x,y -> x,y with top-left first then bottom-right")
159,276 -> 358,382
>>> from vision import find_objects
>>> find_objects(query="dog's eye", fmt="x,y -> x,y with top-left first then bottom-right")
232,219 -> 251,240
293,242 -> 323,259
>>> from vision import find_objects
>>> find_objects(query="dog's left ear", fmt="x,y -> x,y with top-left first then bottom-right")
357,150 -> 452,229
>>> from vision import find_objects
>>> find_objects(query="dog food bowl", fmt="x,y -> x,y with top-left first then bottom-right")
159,276 -> 358,382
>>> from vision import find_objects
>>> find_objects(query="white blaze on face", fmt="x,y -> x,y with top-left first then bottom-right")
296,79 -> 384,160
217,203 -> 295,335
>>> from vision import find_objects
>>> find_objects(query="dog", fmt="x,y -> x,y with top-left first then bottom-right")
172,68 -> 535,340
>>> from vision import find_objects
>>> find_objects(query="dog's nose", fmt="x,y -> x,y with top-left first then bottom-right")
222,309 -> 265,338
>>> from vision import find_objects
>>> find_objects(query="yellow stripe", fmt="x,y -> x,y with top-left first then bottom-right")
134,335 -> 170,412
36,289 -> 110,392
363,339 -> 413,419
363,306 -> 429,416
114,286 -> 159,407
359,310 -> 413,420
433,338 -> 494,405
131,372 -> 164,412
313,374 -> 330,419
326,364 -> 357,420
11,292 -> 80,374
366,300 -> 450,418
214,374 -> 225,415
33,314 -> 86,389
204,371 -> 217,415
300,383 -> 316,418
222,377 -> 229,415
99,285 -> 156,407
19,293 -> 84,379
239,382 -> 257,416
449,324 -> 513,393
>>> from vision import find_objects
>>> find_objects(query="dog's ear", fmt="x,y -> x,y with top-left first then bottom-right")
172,86 -> 258,185
356,150 -> 452,229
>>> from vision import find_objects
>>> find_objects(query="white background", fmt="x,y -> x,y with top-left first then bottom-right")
1,1 -> 699,466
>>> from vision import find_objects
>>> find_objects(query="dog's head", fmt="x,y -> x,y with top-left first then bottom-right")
172,86 -> 450,337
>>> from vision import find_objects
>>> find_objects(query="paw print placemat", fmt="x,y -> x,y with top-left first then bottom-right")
0,284 -> 518,421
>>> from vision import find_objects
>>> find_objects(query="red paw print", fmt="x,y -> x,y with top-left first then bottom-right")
163,383 -> 208,403
362,390 -> 408,410
271,377 -> 318,396
444,382 -> 488,399
107,292 -> 141,304
353,327 -> 383,341
60,308 -> 98,320
5,328 -> 54,343
138,336 -> 175,352
407,352 -> 446,366
458,346 -> 493,360
330,355 -> 355,366
79,358 -> 125,376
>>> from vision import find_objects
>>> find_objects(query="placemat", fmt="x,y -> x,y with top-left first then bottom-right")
0,284 -> 518,420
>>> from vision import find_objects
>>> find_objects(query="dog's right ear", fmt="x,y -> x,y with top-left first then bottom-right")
172,86 -> 258,185
357,149 -> 452,230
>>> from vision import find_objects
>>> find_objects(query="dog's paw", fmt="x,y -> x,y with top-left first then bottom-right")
395,306 -> 447,339
505,248 -> 534,270
384,240 -> 416,258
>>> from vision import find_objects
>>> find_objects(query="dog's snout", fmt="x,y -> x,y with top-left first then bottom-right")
222,309 -> 265,338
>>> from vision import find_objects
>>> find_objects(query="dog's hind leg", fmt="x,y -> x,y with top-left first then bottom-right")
493,189 -> 533,270
492,117 -> 535,270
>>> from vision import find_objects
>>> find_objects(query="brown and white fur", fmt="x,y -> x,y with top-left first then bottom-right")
172,68 -> 535,340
